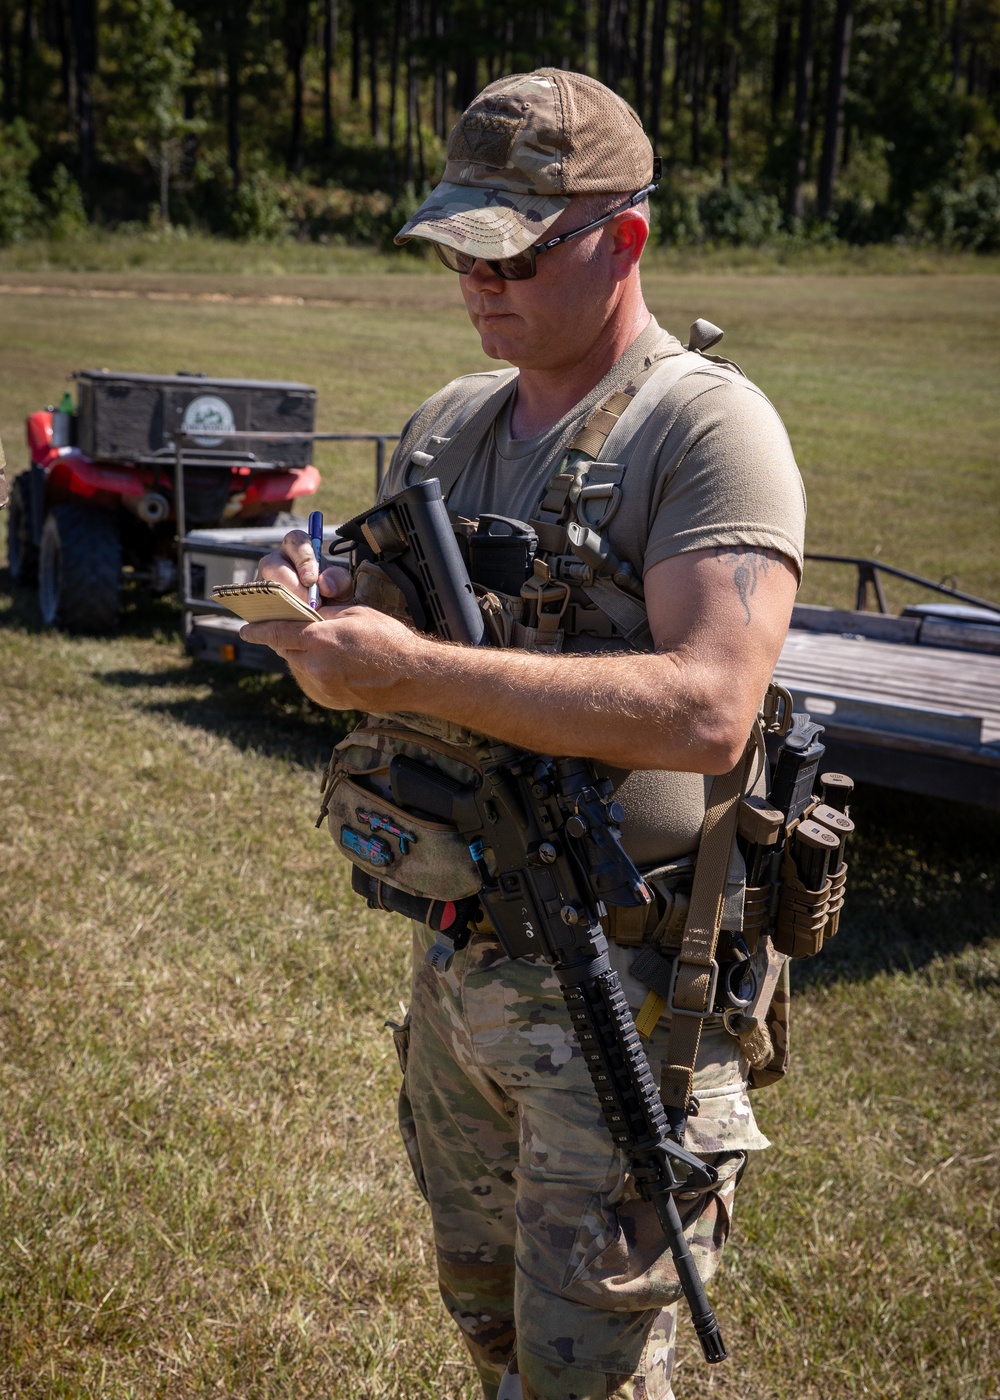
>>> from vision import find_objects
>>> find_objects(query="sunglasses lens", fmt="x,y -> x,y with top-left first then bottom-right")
493,252 -> 535,281
434,243 -> 476,274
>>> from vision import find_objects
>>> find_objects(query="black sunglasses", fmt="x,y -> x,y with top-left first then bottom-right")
433,172 -> 661,282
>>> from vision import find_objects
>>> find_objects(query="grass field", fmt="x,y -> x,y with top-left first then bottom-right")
1,265 -> 998,1398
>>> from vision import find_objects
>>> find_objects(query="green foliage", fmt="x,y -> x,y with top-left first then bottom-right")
227,171 -> 291,242
102,0 -> 201,218
697,183 -> 784,247
2,0 -> 1000,250
927,175 -> 1000,253
0,121 -> 41,245
650,185 -> 703,247
44,165 -> 88,241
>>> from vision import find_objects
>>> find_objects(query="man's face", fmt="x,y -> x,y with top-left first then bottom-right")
454,202 -> 644,373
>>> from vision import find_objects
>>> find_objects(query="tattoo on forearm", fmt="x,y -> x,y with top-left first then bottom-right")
714,547 -> 785,626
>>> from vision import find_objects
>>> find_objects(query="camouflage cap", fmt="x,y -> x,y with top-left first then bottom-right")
395,69 -> 654,260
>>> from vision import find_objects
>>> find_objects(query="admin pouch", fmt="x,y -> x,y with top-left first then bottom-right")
317,715 -> 488,902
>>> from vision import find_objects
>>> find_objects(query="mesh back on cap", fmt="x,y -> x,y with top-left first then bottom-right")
548,70 -> 652,192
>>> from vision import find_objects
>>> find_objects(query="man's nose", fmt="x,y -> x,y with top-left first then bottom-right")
464,258 -> 505,291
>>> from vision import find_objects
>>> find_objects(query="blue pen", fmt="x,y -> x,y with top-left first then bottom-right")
307,510 -> 323,608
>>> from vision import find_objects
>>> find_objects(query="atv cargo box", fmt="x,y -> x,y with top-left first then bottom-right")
76,370 -> 316,467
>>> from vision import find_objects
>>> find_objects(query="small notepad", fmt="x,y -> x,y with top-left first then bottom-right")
211,580 -> 319,622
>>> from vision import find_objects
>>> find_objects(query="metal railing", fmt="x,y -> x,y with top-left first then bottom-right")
171,427 -> 398,630
803,552 -> 999,615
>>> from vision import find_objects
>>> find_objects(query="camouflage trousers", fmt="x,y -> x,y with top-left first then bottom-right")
391,924 -> 763,1400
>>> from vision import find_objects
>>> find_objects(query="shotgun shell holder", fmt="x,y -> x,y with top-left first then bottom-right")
741,882 -> 773,955
823,862 -> 848,942
774,853 -> 832,957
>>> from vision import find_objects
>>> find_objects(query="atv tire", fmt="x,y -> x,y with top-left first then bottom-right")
7,473 -> 39,584
38,503 -> 122,633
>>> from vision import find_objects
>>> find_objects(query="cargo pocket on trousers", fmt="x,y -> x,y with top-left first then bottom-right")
386,1012 -> 429,1203
559,1149 -> 747,1308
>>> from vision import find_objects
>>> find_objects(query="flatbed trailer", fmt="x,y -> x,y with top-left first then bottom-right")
775,558 -> 1000,810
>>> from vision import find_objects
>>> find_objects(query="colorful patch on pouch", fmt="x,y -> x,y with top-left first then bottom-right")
356,807 -> 417,854
341,826 -> 393,867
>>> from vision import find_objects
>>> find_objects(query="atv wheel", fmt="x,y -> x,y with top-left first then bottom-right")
7,473 -> 39,584
38,503 -> 122,633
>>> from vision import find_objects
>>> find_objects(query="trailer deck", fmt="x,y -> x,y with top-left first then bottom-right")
775,603 -> 1000,808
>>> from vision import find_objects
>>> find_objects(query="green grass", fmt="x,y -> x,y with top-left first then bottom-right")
2,232 -> 999,279
2,266 -> 997,602
1,268 -> 998,1396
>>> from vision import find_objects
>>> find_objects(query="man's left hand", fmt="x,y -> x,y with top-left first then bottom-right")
240,603 -> 424,711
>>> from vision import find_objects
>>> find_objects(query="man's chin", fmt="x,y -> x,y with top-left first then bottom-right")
477,333 -> 524,364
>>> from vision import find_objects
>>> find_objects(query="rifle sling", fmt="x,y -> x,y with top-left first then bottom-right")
657,737 -> 759,1130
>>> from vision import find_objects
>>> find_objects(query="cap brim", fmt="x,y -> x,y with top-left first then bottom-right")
395,182 -> 570,260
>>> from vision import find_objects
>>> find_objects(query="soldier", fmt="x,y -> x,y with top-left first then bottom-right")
247,70 -> 804,1400
1,436 -> 8,510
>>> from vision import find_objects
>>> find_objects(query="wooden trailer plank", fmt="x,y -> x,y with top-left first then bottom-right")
776,631 -> 1000,746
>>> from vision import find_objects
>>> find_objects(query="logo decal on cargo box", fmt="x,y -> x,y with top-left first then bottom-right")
181,394 -> 235,447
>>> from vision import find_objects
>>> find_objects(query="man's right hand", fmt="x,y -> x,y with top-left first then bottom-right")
256,529 -> 354,604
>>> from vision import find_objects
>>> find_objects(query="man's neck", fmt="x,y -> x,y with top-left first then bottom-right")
509,301 -> 653,440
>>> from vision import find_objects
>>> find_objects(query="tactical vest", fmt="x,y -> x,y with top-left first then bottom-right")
322,322 -> 827,1113
362,327 -> 744,656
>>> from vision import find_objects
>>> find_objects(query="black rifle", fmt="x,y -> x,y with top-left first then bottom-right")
339,479 -> 728,1364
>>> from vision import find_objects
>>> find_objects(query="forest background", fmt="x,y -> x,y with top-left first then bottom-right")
1,0 -> 999,254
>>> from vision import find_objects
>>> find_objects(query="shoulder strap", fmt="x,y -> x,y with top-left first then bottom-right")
536,351 -> 709,649
595,349 -> 707,464
406,369 -> 519,497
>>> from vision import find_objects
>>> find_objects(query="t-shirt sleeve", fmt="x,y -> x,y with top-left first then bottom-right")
643,373 -> 806,579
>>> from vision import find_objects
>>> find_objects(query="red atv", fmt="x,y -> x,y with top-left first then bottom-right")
7,369 -> 320,633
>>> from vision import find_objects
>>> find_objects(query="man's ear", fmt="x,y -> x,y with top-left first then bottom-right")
609,210 -> 649,279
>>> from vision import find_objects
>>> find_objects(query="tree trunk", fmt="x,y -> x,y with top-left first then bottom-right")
771,0 -> 793,120
671,0 -> 686,119
404,0 -> 415,184
68,0 -> 97,199
787,0 -> 815,223
225,3 -> 243,191
323,0 -> 337,156
53,0 -> 74,121
351,1 -> 361,104
19,0 -> 36,116
367,6 -> 381,142
1,1 -> 15,124
950,0 -> 965,92
635,0 -> 648,123
182,86 -> 198,179
159,142 -> 170,222
433,1 -> 446,139
286,2 -> 307,175
718,0 -> 739,187
816,0 -> 852,218
648,0 -> 669,149
690,0 -> 705,166
389,0 -> 401,155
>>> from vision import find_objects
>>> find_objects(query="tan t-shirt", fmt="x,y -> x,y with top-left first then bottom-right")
382,317 -> 806,864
